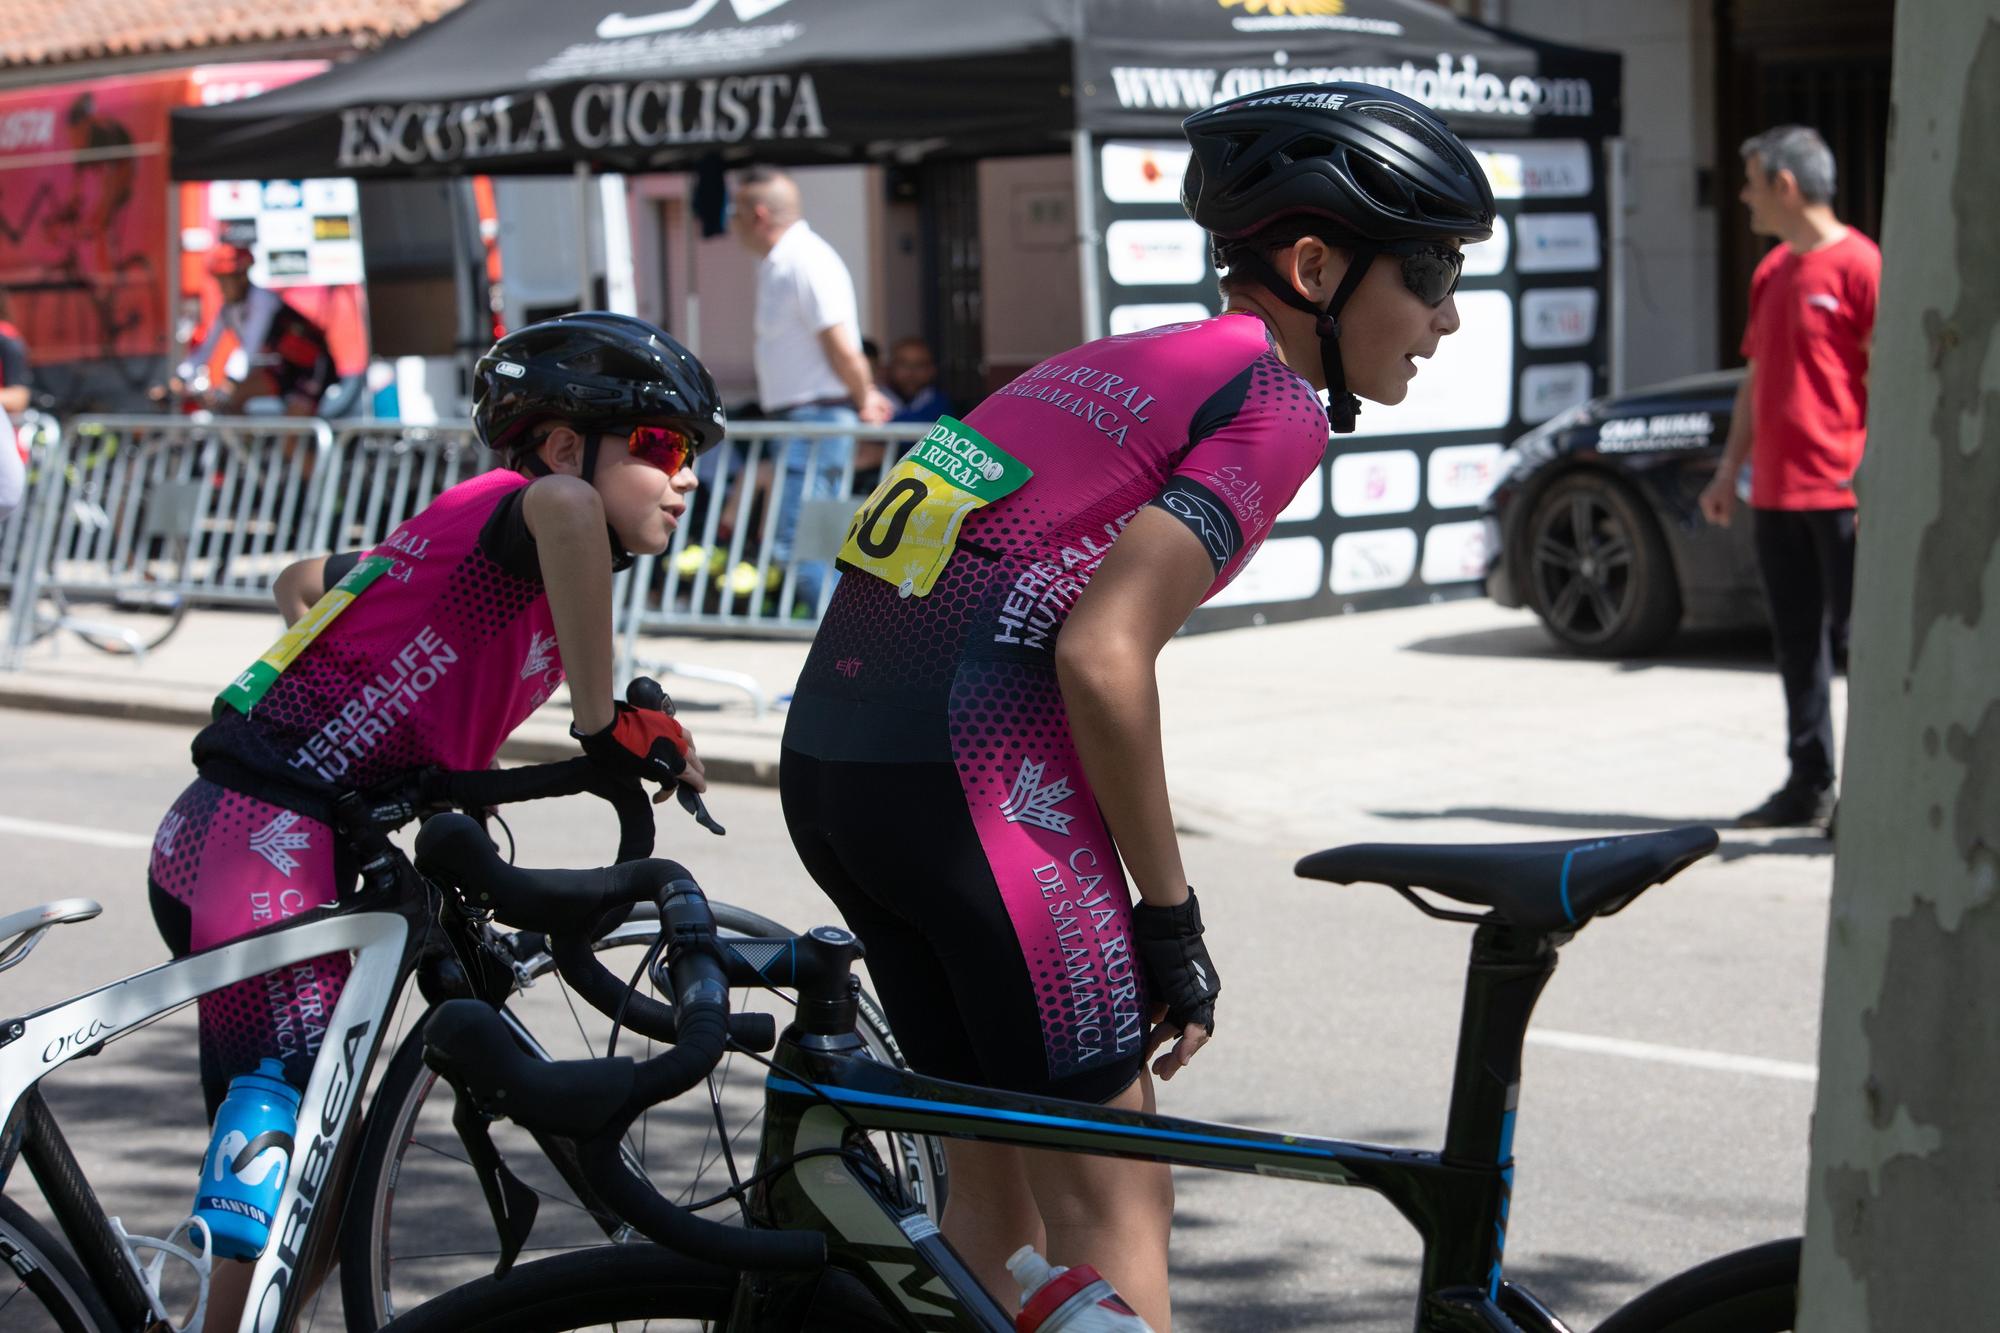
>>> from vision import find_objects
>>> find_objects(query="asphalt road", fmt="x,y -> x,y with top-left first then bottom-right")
0,690 -> 1827,1332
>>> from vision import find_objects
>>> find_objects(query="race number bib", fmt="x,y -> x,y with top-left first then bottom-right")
837,417 -> 1031,598
215,555 -> 395,716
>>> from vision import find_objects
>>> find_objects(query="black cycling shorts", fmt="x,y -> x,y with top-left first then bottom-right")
780,748 -> 1144,1106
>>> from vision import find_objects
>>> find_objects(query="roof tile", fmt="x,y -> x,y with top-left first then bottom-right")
4,0 -> 468,69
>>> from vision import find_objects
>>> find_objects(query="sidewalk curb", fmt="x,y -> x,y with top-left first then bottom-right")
0,688 -> 783,788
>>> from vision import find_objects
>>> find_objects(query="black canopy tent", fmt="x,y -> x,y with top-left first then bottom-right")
170,0 -> 1621,626
169,0 -> 1618,178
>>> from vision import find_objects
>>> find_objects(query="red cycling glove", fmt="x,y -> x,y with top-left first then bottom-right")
573,702 -> 690,784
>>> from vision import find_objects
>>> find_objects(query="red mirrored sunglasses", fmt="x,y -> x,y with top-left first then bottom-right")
622,424 -> 694,475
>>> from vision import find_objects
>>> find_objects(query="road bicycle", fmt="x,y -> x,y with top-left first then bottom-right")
382,817 -> 1800,1332
0,738 -> 941,1332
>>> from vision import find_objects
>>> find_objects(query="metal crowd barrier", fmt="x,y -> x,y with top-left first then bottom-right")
0,411 -> 61,596
4,412 -> 927,674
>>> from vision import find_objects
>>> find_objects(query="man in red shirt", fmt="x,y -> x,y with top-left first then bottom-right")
1700,126 -> 1878,829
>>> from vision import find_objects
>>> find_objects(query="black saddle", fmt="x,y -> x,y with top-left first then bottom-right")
1294,826 -> 1719,933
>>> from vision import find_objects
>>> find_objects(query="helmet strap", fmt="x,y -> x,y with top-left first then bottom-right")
1228,243 -> 1379,434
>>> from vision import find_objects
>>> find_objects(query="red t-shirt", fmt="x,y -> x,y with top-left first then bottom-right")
1739,230 -> 1879,510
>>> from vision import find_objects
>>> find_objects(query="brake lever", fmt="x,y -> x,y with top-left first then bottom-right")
626,676 -> 726,835
676,783 -> 726,836
448,1079 -> 539,1277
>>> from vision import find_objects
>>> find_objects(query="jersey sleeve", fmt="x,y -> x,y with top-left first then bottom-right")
1148,353 -> 1327,594
476,485 -> 543,582
0,333 -> 27,390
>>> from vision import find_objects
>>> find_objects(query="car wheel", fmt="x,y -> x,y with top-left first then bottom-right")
1523,471 -> 1682,655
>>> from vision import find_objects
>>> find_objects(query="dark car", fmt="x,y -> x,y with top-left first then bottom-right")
1483,369 -> 1765,655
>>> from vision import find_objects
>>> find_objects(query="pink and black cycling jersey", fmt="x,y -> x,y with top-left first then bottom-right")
193,466 -> 566,797
156,466 -> 563,1105
783,313 -> 1324,1092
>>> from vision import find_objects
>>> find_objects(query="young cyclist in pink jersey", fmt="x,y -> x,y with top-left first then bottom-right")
780,83 -> 1496,1328
148,312 -> 723,1328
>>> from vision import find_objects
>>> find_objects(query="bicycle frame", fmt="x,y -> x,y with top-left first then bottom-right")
735,921 -> 1563,1333
0,902 -> 418,1333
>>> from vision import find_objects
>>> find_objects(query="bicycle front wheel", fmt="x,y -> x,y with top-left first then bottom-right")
339,901 -> 946,1332
1592,1238 -> 1800,1333
0,1194 -> 120,1333
376,1244 -> 735,1332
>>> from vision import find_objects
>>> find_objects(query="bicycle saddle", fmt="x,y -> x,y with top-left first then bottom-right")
1294,827 -> 1718,933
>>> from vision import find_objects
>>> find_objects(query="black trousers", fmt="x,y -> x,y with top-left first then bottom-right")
1752,507 -> 1856,792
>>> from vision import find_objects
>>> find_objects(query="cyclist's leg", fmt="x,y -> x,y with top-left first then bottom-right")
1022,1074 -> 1173,1332
149,779 -> 352,1333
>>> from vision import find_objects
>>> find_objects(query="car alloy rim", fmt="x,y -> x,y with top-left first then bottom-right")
1531,489 -> 1635,643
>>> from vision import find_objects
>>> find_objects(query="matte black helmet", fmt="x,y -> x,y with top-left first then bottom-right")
1181,83 -> 1496,435
1181,82 -> 1495,247
473,311 -> 725,458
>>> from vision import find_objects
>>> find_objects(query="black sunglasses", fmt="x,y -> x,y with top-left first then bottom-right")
1380,240 -> 1467,307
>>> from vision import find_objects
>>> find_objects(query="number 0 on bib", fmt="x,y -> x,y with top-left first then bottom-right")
838,416 -> 1031,598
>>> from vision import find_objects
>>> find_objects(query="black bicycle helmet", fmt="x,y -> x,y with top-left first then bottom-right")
1182,82 -> 1496,432
474,311 -> 726,462
473,311 -> 725,566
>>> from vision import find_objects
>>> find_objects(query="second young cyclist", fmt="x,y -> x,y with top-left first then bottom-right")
780,83 -> 1497,1329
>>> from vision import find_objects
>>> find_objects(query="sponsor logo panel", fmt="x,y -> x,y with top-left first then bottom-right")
1330,529 -> 1418,595
1104,220 -> 1209,287
1108,303 -> 1213,336
1515,213 -> 1601,273
1278,467 -> 1322,522
1426,443 -> 1506,510
1420,519 -> 1492,585
1331,449 -> 1421,517
1469,140 -> 1594,199
1462,212 -> 1510,277
1520,287 -> 1599,348
1349,290 -> 1513,438
1099,140 -> 1191,205
1205,535 -> 1323,608
1519,363 -> 1594,423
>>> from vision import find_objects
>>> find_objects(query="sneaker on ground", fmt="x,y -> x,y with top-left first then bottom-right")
1736,784 -> 1837,829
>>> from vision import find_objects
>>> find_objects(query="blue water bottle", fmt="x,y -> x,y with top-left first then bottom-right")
193,1059 -> 301,1260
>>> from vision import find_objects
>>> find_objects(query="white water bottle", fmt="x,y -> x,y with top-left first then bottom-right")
1007,1246 -> 1156,1333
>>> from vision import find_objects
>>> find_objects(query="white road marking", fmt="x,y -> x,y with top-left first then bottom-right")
0,814 -> 153,851
1530,1028 -> 1816,1082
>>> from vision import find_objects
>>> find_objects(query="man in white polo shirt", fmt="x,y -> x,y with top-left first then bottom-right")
732,167 -> 891,613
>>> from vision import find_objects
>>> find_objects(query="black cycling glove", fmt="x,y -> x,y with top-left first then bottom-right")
1132,889 -> 1219,1035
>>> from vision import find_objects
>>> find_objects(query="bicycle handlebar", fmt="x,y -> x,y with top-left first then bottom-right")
413,812 -> 776,1050
421,871 -> 827,1273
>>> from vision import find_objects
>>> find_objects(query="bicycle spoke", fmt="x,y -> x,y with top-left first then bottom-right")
403,1135 -> 597,1215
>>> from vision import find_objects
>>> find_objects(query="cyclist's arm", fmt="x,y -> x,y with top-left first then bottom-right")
274,556 -> 327,624
1054,507 -> 1213,910
523,474 -> 616,736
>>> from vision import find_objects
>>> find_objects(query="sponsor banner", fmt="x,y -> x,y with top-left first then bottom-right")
1519,362 -> 1593,423
1099,54 -> 1600,126
204,175 -> 364,290
1331,449 -> 1421,518
1420,519 -> 1492,585
1108,302 -> 1212,336
1099,140 -> 1189,205
1350,290 -> 1514,438
1515,212 -> 1600,274
1470,139 -> 1593,199
0,71 -> 184,363
1520,286 -> 1598,348
1104,218 -> 1209,287
1462,212 -> 1510,277
1330,528 -> 1418,596
1205,535 -> 1323,608
1426,443 -> 1506,510
1595,411 -> 1716,454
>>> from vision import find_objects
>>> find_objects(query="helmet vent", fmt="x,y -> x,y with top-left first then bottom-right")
1355,105 -> 1465,174
1349,155 -> 1416,213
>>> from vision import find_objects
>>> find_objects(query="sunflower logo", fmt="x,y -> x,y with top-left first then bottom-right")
1218,0 -> 1347,15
